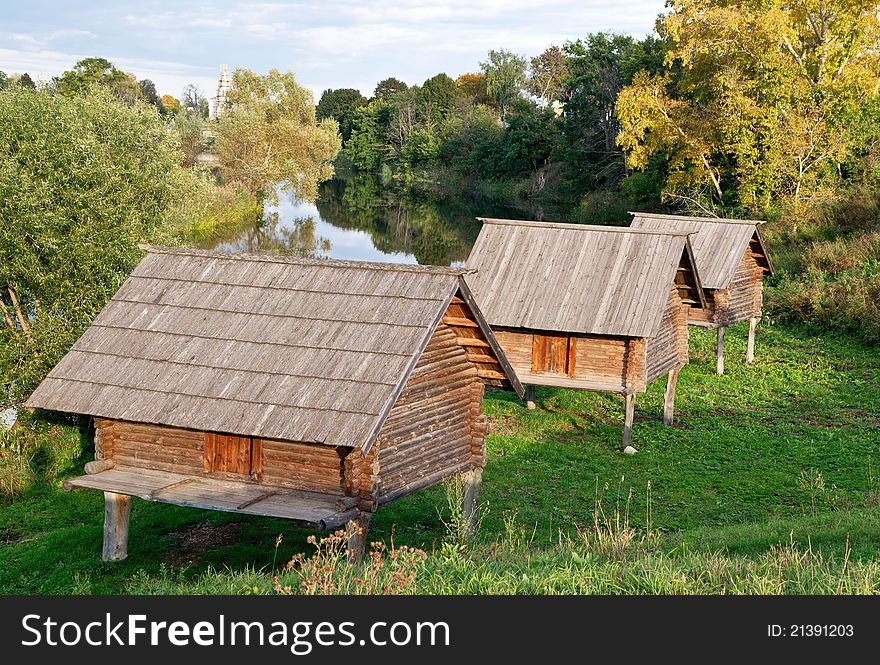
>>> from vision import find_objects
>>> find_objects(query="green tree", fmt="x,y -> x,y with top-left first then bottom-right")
419,73 -> 462,126
316,88 -> 368,142
480,49 -> 527,117
0,71 -> 7,91
215,68 -> 342,199
17,73 -> 36,89
617,0 -> 880,208
139,79 -> 160,108
54,58 -> 141,103
526,45 -> 569,106
173,112 -> 208,167
373,77 -> 408,100
346,99 -> 392,171
562,33 -> 666,192
0,85 -> 187,404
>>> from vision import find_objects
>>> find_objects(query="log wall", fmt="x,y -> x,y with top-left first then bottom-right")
371,322 -> 485,505
688,249 -> 765,328
493,328 -> 649,392
94,418 -> 344,494
645,286 -> 690,384
724,249 -> 764,325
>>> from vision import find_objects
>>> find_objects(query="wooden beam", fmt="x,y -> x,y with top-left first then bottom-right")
442,316 -> 479,328
461,467 -> 483,541
746,317 -> 757,364
477,368 -> 507,380
525,385 -> 536,410
466,353 -> 498,364
346,511 -> 373,564
622,393 -> 637,454
85,459 -> 115,475
716,326 -> 726,375
663,368 -> 680,426
456,337 -> 491,349
102,491 -> 131,562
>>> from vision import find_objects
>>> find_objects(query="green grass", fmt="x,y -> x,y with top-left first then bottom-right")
2,321 -> 879,594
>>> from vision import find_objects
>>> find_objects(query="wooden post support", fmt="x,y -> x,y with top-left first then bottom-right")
663,368 -> 680,426
346,511 -> 373,564
716,326 -> 726,375
622,393 -> 637,454
746,317 -> 757,364
102,491 -> 131,562
461,467 -> 483,540
525,385 -> 536,410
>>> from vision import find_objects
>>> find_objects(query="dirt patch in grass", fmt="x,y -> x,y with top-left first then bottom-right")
165,522 -> 244,565
487,413 -> 520,436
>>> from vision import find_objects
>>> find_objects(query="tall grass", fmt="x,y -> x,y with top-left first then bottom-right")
0,411 -> 84,500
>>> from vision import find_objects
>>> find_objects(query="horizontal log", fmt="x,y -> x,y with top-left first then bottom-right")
379,460 -> 474,505
442,316 -> 479,328
457,337 -> 490,348
379,438 -> 472,479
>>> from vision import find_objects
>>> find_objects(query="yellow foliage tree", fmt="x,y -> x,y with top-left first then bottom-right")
616,0 -> 880,208
215,69 -> 342,201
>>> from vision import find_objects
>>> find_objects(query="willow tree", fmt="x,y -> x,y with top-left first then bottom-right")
215,69 -> 342,201
616,0 -> 880,208
0,85 -> 185,404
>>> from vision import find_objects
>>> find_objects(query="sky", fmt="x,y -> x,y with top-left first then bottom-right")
1,1 -> 666,101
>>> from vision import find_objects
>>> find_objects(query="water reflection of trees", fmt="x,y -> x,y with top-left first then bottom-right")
316,173 -> 482,265
195,211 -> 331,258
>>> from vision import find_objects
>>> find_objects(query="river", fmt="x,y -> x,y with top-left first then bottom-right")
202,173 -> 552,266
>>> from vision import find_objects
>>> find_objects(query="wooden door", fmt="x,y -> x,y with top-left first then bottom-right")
531,334 -> 577,376
203,433 -> 263,480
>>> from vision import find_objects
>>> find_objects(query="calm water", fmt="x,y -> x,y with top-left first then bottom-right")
205,173 -> 549,266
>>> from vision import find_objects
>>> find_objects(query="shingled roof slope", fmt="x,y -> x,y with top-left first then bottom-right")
629,212 -> 773,289
465,218 -> 702,338
26,247 -> 509,451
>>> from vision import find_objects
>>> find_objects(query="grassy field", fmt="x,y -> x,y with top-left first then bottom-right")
2,320 -> 879,594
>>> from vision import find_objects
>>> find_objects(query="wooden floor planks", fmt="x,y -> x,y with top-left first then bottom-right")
63,466 -> 360,529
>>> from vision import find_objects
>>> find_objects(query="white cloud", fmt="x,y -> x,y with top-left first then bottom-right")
0,47 -> 218,98
2,1 -> 667,97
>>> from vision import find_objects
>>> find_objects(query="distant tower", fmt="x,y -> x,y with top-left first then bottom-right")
209,65 -> 232,120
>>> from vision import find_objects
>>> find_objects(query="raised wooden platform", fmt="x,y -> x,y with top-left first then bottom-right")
63,467 -> 360,530
517,371 -> 630,394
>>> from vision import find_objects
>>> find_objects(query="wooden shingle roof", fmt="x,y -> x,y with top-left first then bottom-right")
26,246 -> 516,452
629,212 -> 773,289
465,218 -> 703,338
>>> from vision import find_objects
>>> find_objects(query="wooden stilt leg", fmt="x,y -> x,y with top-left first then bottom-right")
716,326 -> 726,375
663,368 -> 680,426
461,467 -> 483,540
525,385 -> 536,410
746,317 -> 757,364
102,492 -> 131,562
622,393 -> 637,454
346,511 -> 372,564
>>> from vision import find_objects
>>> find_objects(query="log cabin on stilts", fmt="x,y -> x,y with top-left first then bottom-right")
629,213 -> 774,374
465,218 -> 705,453
25,246 -> 522,562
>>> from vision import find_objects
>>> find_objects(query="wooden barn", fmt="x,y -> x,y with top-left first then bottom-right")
25,246 -> 523,561
629,213 -> 774,374
465,218 -> 705,453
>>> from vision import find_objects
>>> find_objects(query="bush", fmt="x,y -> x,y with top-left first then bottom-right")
0,411 -> 84,500
0,84 -> 187,406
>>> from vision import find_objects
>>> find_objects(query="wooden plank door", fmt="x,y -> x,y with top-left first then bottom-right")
531,334 -> 577,376
204,433 -> 263,480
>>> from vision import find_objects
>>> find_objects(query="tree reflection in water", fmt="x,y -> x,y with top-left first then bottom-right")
203,171 -> 538,265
